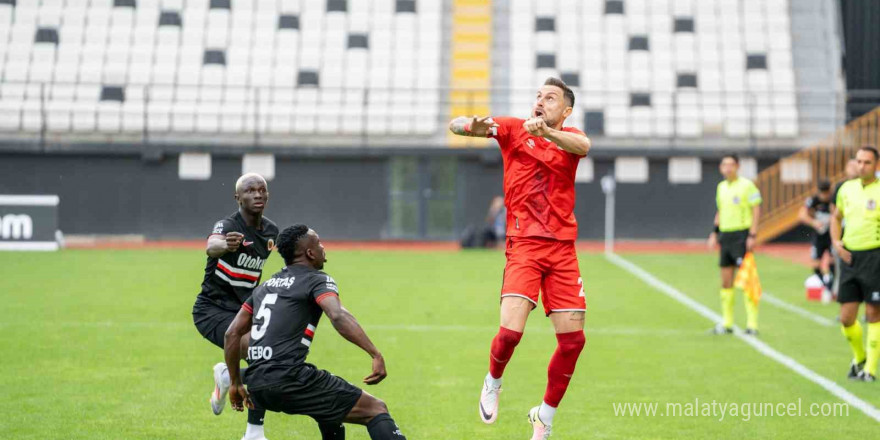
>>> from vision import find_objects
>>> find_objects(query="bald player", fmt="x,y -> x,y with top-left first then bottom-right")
192,173 -> 279,440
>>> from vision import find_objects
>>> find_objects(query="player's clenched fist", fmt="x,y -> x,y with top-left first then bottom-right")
225,231 -> 244,252
523,117 -> 550,136
229,383 -> 253,412
363,354 -> 387,385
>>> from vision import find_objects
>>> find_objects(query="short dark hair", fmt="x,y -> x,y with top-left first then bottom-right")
721,153 -> 740,164
859,145 -> 879,160
544,77 -> 575,107
277,224 -> 310,265
817,179 -> 831,192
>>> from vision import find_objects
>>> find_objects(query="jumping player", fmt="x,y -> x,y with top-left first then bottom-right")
224,224 -> 407,440
191,173 -> 278,440
449,77 -> 592,439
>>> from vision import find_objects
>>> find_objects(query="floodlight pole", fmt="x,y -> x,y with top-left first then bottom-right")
600,175 -> 616,256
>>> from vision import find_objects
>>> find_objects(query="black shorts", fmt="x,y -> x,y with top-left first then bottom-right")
810,235 -> 832,261
838,247 -> 880,304
248,364 -> 363,424
719,229 -> 749,267
192,295 -> 237,349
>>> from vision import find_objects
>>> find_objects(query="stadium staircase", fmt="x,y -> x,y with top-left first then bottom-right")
447,0 -> 491,147
756,106 -> 880,243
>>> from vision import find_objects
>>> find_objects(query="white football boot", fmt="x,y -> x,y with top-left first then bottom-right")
528,406 -> 552,440
479,377 -> 502,424
210,362 -> 230,415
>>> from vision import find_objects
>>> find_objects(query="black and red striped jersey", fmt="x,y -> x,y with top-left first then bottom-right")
198,211 -> 279,311
242,264 -> 341,390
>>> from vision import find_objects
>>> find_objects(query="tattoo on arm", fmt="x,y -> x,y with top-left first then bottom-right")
449,116 -> 479,137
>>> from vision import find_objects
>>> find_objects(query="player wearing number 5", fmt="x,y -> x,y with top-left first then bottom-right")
831,146 -> 880,382
450,77 -> 591,440
191,173 -> 278,440
707,154 -> 762,335
224,224 -> 407,440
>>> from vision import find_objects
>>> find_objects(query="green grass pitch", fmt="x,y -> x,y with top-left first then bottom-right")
1,248 -> 878,439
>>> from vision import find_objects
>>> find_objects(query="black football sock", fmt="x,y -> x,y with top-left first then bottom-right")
366,413 -> 406,440
319,422 -> 346,440
248,408 -> 265,425
813,268 -> 823,280
239,366 -> 264,426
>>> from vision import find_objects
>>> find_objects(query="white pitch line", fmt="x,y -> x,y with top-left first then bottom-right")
606,252 -> 880,423
762,292 -> 836,327
364,324 -> 691,336
0,321 -> 689,336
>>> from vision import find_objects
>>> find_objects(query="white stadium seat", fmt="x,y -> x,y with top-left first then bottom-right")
1,0 -> 796,141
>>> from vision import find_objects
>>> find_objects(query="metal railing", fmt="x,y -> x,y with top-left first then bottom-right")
755,106 -> 880,243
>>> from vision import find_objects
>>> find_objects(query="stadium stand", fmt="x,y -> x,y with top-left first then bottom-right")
0,0 -> 443,137
507,0 -> 799,139
0,0 -> 845,147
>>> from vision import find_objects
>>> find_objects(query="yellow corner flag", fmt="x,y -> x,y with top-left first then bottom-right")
735,252 -> 762,303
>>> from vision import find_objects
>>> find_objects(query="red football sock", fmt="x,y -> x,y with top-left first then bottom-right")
543,330 -> 586,407
488,326 -> 524,379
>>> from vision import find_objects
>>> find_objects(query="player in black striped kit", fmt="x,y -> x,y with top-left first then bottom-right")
191,173 -> 279,440
224,224 -> 407,440
799,179 -> 834,291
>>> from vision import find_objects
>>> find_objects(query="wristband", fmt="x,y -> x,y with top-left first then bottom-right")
713,225 -> 720,234
464,122 -> 471,133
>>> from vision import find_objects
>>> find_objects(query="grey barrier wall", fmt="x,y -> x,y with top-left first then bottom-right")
0,152 -> 788,241
0,154 -> 390,240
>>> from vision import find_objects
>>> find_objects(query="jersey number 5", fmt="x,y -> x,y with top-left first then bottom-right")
251,293 -> 278,340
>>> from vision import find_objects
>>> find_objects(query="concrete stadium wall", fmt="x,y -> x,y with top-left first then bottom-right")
0,154 -> 389,240
0,152 -> 783,241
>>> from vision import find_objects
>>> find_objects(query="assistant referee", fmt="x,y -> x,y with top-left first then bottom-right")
831,145 -> 880,382
707,154 -> 762,335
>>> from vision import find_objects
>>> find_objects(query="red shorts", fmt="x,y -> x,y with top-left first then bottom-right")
501,236 -> 586,316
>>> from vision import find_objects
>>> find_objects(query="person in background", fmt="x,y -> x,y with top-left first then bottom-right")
707,154 -> 762,335
799,179 -> 834,291
486,196 -> 506,247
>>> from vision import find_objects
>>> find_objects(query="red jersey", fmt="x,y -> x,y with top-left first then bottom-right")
488,117 -> 585,241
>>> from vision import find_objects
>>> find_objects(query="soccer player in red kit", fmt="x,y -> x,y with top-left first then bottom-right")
449,78 -> 591,440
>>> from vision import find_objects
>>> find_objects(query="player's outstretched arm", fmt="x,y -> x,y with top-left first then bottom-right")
317,295 -> 387,385
224,308 -> 254,412
449,115 -> 499,137
207,232 -> 244,258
